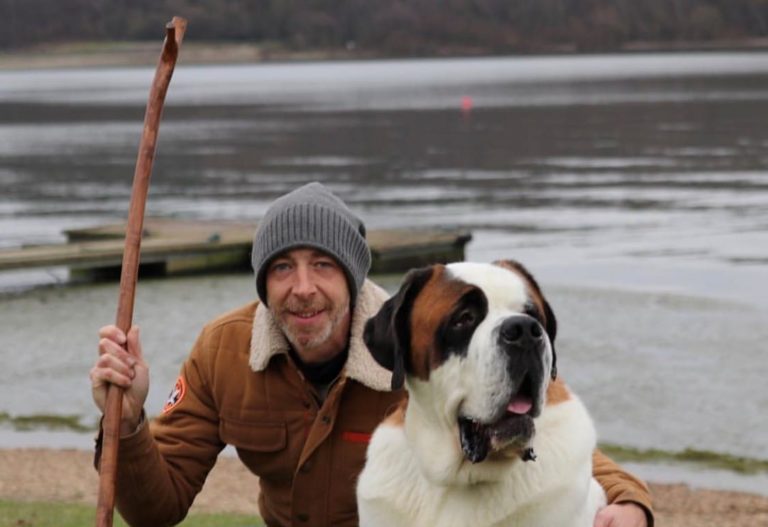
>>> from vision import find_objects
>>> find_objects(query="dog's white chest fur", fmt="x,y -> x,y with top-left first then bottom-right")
357,393 -> 606,527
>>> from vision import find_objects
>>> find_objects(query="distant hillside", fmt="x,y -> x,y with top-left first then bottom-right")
2,0 -> 768,55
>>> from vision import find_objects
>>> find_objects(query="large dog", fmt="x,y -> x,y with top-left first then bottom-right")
357,260 -> 606,527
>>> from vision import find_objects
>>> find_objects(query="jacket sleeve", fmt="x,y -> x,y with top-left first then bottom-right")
101,327 -> 225,527
593,449 -> 655,527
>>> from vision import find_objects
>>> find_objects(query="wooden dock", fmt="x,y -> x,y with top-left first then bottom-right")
0,219 -> 471,280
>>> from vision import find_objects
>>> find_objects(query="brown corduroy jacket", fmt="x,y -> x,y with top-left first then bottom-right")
103,280 -> 654,527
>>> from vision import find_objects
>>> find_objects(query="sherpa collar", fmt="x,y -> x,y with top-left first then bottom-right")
249,279 -> 393,391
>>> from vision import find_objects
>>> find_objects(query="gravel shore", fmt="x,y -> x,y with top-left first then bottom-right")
1,448 -> 766,526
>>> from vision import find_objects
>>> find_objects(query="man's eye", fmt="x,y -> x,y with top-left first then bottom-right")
271,262 -> 291,273
315,260 -> 335,269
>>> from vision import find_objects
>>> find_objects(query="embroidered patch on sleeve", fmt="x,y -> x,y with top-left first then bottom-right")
162,376 -> 186,414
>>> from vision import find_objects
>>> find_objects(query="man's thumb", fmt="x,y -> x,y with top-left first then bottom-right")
593,508 -> 612,527
127,325 -> 144,361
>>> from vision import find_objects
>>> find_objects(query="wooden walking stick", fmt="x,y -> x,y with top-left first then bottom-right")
96,17 -> 186,527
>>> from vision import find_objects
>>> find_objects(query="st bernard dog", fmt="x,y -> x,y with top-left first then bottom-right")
357,260 -> 606,527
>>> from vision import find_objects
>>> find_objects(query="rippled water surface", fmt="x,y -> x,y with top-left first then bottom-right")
0,53 -> 766,491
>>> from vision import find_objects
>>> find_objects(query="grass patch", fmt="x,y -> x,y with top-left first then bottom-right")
0,499 -> 263,527
599,442 -> 768,475
0,412 -> 95,433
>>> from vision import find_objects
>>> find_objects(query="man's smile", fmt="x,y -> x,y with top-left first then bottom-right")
288,309 -> 326,324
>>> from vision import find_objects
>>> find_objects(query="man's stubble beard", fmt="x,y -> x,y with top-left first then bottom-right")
277,298 -> 351,355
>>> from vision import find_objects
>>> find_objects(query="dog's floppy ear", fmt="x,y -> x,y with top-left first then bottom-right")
364,266 -> 434,390
493,259 -> 558,380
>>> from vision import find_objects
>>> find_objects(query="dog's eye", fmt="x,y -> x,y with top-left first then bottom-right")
523,303 -> 541,322
452,310 -> 476,329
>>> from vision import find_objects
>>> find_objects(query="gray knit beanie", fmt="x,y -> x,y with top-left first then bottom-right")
252,182 -> 371,306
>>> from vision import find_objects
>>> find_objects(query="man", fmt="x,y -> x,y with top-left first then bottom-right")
91,182 -> 654,527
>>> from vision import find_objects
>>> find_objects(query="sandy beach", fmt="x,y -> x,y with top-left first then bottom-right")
1,448 -> 766,526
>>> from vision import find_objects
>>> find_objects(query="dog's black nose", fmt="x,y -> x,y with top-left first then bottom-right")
499,315 -> 544,347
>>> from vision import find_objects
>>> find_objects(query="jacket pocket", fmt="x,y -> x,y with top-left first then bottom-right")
219,417 -> 286,452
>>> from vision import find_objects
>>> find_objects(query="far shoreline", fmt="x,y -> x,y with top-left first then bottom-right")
1,38 -> 768,71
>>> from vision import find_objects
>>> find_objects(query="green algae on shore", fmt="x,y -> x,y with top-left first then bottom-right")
600,442 -> 768,475
0,412 -> 95,433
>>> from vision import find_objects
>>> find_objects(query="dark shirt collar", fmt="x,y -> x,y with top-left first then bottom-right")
287,345 -> 348,387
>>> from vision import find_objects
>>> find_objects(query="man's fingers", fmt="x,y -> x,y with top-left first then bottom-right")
90,365 -> 133,389
97,325 -> 144,367
98,325 -> 126,345
98,337 -> 137,366
93,353 -> 135,382
94,353 -> 136,380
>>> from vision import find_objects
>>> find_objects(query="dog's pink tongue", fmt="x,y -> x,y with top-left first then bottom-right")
507,395 -> 533,415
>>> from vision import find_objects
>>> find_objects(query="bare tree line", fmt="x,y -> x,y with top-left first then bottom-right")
1,0 -> 767,53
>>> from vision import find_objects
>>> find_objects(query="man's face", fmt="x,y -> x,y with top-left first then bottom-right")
266,248 -> 352,364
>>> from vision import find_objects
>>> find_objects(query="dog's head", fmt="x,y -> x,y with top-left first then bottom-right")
364,260 -> 557,464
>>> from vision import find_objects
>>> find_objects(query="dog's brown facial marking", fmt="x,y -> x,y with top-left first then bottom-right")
363,265 -> 441,390
364,264 -> 489,390
408,266 -> 484,381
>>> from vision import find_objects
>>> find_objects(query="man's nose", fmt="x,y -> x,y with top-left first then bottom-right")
292,265 -> 318,297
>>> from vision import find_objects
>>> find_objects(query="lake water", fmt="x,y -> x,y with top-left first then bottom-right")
1,52 -> 767,493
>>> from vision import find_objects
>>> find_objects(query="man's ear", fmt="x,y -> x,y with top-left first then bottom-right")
363,267 -> 434,390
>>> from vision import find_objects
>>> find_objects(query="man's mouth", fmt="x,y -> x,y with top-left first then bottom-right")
286,307 -> 326,323
458,374 -> 539,464
293,310 -> 322,318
